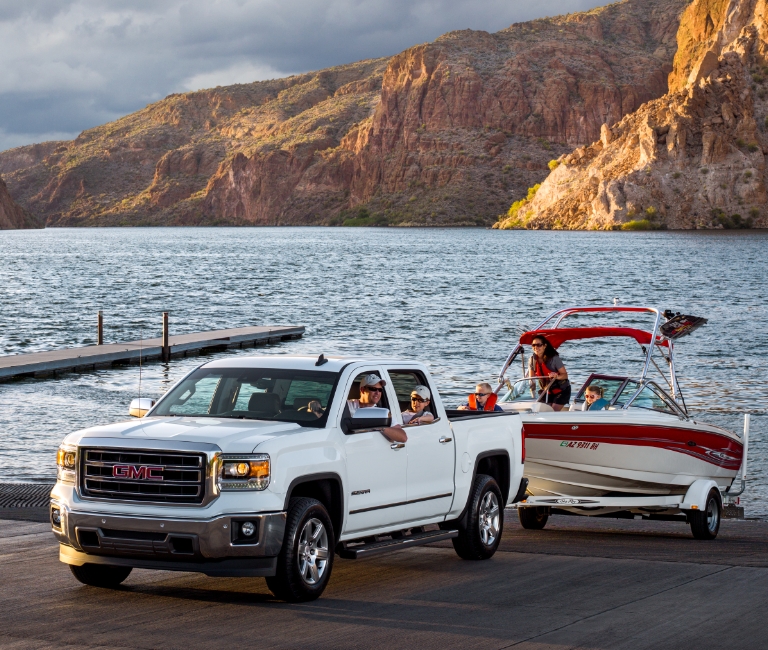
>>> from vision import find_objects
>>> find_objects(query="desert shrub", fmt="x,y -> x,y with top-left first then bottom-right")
341,207 -> 390,227
736,138 -> 746,147
711,208 -> 753,229
497,183 -> 541,229
548,159 -> 560,171
621,219 -> 658,231
745,170 -> 753,179
748,143 -> 759,153
700,168 -> 709,174
672,172 -> 681,179
645,206 -> 658,219
749,207 -> 760,219
537,138 -> 552,151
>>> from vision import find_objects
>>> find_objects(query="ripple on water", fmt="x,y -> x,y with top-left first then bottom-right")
0,228 -> 765,516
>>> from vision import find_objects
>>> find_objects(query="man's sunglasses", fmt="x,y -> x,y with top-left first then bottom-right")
411,395 -> 426,402
473,393 -> 491,398
363,386 -> 382,392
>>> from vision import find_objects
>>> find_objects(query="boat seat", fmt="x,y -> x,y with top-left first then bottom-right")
530,402 -> 554,413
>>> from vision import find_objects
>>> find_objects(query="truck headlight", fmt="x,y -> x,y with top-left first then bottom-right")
56,445 -> 77,484
218,455 -> 270,490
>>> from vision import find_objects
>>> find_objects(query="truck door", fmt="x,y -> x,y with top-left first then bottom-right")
385,370 -> 455,522
341,370 -> 409,535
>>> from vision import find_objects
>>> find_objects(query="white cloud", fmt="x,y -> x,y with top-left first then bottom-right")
0,0 -> 609,152
0,129 -> 79,152
181,62 -> 302,92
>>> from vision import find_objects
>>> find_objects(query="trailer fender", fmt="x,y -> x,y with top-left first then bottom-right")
680,479 -> 720,511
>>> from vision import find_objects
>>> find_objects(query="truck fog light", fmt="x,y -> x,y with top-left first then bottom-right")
241,521 -> 256,537
51,507 -> 62,527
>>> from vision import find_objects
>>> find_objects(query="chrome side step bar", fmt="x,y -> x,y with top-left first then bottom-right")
338,529 -> 458,559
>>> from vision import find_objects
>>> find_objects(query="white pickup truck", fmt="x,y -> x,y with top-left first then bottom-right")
51,355 -> 525,601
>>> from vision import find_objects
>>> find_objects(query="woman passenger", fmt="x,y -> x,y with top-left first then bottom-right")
528,334 -> 571,411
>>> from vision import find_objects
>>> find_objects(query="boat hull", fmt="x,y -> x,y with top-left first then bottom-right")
520,412 -> 743,498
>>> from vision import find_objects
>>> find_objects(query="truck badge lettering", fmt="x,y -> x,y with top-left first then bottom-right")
112,465 -> 164,481
351,489 -> 371,496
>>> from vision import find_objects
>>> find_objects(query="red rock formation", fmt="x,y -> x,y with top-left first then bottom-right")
1,0 -> 687,227
0,175 -> 40,229
496,0 -> 768,230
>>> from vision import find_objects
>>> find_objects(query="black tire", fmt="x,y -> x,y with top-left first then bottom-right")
518,506 -> 550,530
266,497 -> 335,602
689,489 -> 721,540
452,474 -> 503,561
69,563 -> 132,588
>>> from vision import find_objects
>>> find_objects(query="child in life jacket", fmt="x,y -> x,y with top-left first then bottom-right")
458,382 -> 503,411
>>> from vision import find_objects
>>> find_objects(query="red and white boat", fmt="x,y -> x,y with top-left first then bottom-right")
495,306 -> 749,539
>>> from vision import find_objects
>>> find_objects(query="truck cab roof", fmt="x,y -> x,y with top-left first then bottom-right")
201,355 -> 424,373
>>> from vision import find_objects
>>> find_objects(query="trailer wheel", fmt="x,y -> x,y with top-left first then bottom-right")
689,489 -> 721,540
69,563 -> 132,588
518,506 -> 550,530
452,474 -> 503,561
266,497 -> 334,602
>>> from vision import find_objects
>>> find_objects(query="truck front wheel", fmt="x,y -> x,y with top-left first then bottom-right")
452,474 -> 503,560
69,563 -> 132,588
266,497 -> 335,602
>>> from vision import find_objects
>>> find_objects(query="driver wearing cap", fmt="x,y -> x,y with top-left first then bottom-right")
348,374 -> 408,443
401,385 -> 435,426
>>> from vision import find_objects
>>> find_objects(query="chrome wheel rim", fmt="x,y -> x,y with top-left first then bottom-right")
479,491 -> 500,546
297,518 -> 329,585
706,498 -> 719,533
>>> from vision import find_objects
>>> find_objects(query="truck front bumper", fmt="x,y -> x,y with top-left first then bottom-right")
51,501 -> 286,577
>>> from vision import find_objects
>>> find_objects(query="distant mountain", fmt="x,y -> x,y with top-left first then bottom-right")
0,0 -> 687,227
495,0 -> 768,230
0,175 -> 40,229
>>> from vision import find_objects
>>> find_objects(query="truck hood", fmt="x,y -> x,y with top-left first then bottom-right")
65,416 -> 306,454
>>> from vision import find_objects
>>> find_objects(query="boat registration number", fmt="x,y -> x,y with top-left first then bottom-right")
560,441 -> 599,450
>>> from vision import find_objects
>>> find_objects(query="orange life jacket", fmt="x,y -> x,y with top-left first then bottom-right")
467,393 -> 498,411
534,358 -> 562,394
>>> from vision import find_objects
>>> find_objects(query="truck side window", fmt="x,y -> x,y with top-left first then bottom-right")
387,370 -> 438,418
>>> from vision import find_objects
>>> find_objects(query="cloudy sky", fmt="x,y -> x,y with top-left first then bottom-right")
0,0 -> 607,152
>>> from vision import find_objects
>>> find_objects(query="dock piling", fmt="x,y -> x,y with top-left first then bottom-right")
161,312 -> 170,363
97,311 -> 103,346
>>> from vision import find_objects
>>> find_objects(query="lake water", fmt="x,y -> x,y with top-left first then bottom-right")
0,228 -> 765,516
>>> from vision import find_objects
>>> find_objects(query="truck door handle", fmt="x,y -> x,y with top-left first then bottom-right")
439,436 -> 452,444
390,442 -> 405,450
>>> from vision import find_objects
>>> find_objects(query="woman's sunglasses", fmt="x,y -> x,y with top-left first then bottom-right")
411,396 -> 426,402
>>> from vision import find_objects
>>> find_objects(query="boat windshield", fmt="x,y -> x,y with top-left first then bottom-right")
617,381 -> 682,416
152,367 -> 340,427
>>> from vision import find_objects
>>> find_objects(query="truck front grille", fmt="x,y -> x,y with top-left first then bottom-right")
80,448 -> 206,504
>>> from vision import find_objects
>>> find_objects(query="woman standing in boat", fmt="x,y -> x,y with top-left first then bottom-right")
528,334 -> 571,411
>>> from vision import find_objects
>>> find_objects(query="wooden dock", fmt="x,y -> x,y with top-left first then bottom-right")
0,325 -> 304,381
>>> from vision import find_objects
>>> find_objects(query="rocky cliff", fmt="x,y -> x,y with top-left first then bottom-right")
0,175 -> 40,230
1,0 -> 688,227
496,0 -> 768,230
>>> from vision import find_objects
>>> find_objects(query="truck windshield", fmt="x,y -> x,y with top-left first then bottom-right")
152,367 -> 340,427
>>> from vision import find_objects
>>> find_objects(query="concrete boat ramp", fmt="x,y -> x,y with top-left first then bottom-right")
0,325 -> 304,381
1,510 -> 766,649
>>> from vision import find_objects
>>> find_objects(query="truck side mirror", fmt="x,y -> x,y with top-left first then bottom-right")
129,398 -> 156,418
343,406 -> 391,433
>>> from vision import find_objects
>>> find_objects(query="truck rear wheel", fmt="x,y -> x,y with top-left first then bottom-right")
689,489 -> 721,540
452,474 -> 503,561
518,506 -> 550,530
266,497 -> 335,602
69,563 -> 132,588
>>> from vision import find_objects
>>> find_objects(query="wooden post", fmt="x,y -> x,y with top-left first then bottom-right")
161,312 -> 170,362
97,311 -> 103,346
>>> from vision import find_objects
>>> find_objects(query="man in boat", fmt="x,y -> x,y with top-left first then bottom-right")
457,382 -> 503,411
